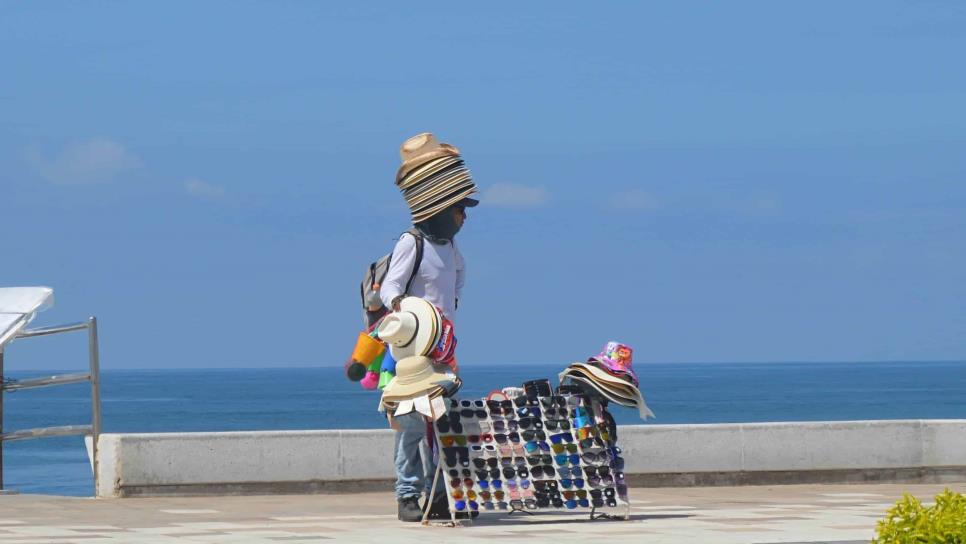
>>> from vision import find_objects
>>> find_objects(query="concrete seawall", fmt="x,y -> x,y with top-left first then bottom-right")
95,419 -> 966,498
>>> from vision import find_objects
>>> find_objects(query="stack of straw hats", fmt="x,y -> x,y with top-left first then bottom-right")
559,341 -> 655,420
396,133 -> 479,223
377,297 -> 461,413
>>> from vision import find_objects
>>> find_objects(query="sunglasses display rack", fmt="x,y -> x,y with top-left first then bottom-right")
423,379 -> 630,525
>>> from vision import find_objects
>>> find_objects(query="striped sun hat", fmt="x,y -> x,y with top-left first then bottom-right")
395,133 -> 479,223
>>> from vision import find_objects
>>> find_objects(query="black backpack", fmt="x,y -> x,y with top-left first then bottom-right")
360,228 -> 425,328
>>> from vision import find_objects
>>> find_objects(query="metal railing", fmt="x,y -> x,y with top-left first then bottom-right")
0,317 -> 102,494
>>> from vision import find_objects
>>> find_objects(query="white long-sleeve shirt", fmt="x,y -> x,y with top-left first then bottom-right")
379,232 -> 464,322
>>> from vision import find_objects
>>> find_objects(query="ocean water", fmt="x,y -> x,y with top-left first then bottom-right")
2,361 -> 964,496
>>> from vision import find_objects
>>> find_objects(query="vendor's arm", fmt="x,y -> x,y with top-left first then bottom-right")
380,233 -> 419,311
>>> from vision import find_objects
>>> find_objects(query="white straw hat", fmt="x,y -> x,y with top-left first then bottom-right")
381,355 -> 459,402
376,297 -> 441,360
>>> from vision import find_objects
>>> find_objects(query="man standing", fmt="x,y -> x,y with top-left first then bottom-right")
380,133 -> 478,522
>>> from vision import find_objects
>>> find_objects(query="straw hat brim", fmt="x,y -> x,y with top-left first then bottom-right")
381,377 -> 462,409
385,297 -> 441,360
396,146 -> 460,184
404,170 -> 473,207
563,366 -> 638,397
561,374 -> 636,405
398,156 -> 463,189
569,362 -> 638,389
411,186 -> 479,223
407,176 -> 475,211
561,367 -> 654,419
381,357 -> 459,401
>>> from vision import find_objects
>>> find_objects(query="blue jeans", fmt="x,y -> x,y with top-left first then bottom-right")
393,412 -> 445,500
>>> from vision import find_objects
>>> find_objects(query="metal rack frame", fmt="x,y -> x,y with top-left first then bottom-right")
0,317 -> 102,494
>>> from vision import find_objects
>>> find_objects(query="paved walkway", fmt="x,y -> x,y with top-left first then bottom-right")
0,483 -> 962,543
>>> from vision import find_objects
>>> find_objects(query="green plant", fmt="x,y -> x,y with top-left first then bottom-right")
872,488 -> 966,543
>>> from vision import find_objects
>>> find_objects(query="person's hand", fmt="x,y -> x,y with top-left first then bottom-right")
391,295 -> 404,312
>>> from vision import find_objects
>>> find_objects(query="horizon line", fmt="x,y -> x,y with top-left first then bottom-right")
4,359 -> 965,372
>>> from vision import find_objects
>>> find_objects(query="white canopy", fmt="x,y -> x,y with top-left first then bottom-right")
0,287 -> 54,349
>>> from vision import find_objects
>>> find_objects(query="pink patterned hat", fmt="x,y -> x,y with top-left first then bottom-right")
587,341 -> 638,386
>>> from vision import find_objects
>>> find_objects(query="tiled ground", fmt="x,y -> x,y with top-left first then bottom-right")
0,483 -> 962,543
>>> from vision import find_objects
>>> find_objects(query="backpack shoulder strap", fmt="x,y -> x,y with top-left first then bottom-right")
404,227 -> 424,295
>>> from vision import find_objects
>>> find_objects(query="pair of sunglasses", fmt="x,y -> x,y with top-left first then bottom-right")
452,488 -> 477,500
530,465 -> 556,478
565,498 -> 590,509
552,443 -> 578,454
560,478 -> 585,489
506,479 -> 531,489
544,419 -> 571,431
486,398 -> 512,411
473,457 -> 498,469
540,395 -> 566,407
554,453 -> 580,466
503,466 -> 529,479
500,457 -> 525,468
476,468 -> 499,480
470,444 -> 497,454
558,466 -> 583,478
526,454 -> 552,466
479,490 -> 505,501
468,434 -> 492,443
494,432 -> 520,444
563,489 -> 588,500
549,432 -> 573,444
522,430 -> 546,442
523,441 -> 550,453
436,419 -> 463,434
449,477 -> 473,488
479,479 -> 502,489
441,435 -> 467,447
534,489 -> 561,501
518,417 -> 543,430
443,446 -> 469,460
492,420 -> 518,432
589,474 -> 614,487
532,480 -> 558,491
580,451 -> 610,464
523,379 -> 553,399
460,408 -> 487,418
453,499 -> 478,511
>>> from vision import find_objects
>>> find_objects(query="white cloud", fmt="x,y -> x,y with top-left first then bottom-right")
27,138 -> 139,185
482,183 -> 548,208
184,178 -> 226,199
607,189 -> 661,211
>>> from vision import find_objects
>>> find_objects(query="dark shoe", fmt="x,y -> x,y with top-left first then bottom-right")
398,496 -> 423,522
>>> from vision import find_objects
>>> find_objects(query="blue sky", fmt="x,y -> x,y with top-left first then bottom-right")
3,2 -> 964,370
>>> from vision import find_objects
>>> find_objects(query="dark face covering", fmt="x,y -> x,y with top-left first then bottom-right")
416,205 -> 462,243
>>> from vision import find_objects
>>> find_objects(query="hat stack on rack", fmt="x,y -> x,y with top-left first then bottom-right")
559,342 -> 655,420
396,133 -> 479,223
378,297 -> 461,416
